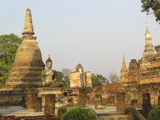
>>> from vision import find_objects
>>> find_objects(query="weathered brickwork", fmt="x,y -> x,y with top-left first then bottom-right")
120,26 -> 160,108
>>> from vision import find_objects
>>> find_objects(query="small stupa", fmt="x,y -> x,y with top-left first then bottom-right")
5,8 -> 45,87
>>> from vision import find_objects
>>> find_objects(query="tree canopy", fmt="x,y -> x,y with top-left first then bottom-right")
0,34 -> 21,86
108,72 -> 120,83
56,69 -> 71,88
141,0 -> 160,23
91,73 -> 109,87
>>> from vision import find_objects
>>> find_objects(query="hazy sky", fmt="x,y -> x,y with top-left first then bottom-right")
0,0 -> 160,78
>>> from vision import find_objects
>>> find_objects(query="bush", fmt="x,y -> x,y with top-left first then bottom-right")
148,106 -> 160,120
62,107 -> 98,120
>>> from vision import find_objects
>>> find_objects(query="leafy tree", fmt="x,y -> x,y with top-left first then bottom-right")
62,107 -> 98,120
56,69 -> 71,88
0,34 -> 21,86
62,69 -> 71,88
91,73 -> 109,87
108,72 -> 120,83
141,0 -> 160,23
148,106 -> 160,120
62,68 -> 71,77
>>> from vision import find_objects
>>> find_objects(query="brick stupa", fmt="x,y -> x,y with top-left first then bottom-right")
0,9 -> 45,105
5,8 -> 45,87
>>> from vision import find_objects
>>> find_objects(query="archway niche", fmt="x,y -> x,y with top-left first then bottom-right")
142,93 -> 151,112
131,99 -> 138,106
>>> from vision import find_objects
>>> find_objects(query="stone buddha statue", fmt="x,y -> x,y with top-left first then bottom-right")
41,55 -> 56,86
76,64 -> 85,88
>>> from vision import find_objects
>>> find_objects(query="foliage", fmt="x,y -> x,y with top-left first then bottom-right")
62,107 -> 98,120
0,34 -> 21,87
141,0 -> 160,23
62,68 -> 71,77
108,72 -> 120,83
56,69 -> 71,88
92,73 -> 109,87
148,106 -> 160,120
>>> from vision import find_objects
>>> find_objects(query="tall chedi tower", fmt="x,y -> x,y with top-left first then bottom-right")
143,25 -> 154,59
140,25 -> 154,69
5,8 -> 45,87
120,55 -> 128,83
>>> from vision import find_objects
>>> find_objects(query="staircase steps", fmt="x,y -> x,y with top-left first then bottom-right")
138,110 -> 149,120
97,112 -> 131,120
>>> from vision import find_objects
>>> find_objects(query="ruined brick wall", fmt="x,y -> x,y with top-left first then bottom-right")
126,83 -> 160,107
70,72 -> 81,88
87,83 -> 125,106
84,72 -> 92,87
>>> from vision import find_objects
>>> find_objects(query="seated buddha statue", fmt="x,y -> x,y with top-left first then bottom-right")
41,55 -> 63,87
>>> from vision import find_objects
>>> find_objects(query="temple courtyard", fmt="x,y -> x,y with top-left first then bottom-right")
0,105 -> 118,116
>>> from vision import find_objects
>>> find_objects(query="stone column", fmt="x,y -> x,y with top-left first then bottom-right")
58,107 -> 67,120
27,88 -> 35,109
44,94 -> 55,115
77,88 -> 86,107
94,94 -> 102,110
116,92 -> 125,112
34,97 -> 42,112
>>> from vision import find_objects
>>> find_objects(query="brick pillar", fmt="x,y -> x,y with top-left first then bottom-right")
27,88 -> 35,109
58,107 -> 67,120
116,92 -> 125,112
77,88 -> 86,107
94,94 -> 102,110
44,94 -> 55,115
34,97 -> 42,112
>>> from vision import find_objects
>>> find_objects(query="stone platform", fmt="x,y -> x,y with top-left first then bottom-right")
37,86 -> 63,107
0,105 -> 145,120
0,105 -> 117,116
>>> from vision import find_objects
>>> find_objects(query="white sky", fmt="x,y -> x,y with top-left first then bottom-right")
0,0 -> 160,78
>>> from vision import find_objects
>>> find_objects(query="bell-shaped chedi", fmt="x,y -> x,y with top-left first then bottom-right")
5,8 -> 45,87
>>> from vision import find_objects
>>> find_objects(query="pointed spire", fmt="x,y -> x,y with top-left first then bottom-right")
121,54 -> 127,72
22,8 -> 34,36
145,25 -> 151,38
143,25 -> 154,59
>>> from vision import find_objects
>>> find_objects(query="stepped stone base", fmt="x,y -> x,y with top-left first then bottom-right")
38,86 -> 63,107
0,85 -> 27,106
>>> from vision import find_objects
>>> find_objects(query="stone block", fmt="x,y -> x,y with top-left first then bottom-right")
94,94 -> 102,110
58,107 -> 67,120
116,103 -> 126,112
70,72 -> 81,88
85,72 -> 92,87
34,97 -> 42,112
77,88 -> 86,107
44,94 -> 55,115
27,88 -> 35,109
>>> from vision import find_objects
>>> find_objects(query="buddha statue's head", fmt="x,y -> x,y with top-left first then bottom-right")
46,55 -> 52,69
76,63 -> 83,73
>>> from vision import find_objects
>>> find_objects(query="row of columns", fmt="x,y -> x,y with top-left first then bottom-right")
27,88 -> 135,114
27,88 -> 56,115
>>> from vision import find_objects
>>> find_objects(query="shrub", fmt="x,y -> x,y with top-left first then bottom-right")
62,107 -> 98,120
148,106 -> 160,120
